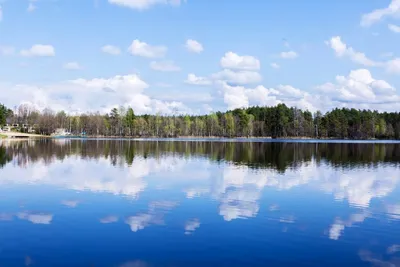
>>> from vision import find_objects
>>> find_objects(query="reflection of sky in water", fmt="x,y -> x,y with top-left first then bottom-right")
0,142 -> 399,267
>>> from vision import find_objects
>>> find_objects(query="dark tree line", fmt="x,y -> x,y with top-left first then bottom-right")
0,104 -> 13,127
1,103 -> 400,139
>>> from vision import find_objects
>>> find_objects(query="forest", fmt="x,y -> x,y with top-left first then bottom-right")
1,103 -> 400,139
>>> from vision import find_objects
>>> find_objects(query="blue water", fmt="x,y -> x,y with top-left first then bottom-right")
0,140 -> 399,267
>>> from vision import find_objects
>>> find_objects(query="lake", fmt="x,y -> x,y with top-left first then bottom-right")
0,139 -> 399,267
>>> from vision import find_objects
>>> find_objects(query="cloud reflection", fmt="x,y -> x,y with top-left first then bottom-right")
0,213 -> 13,221
100,215 -> 119,224
184,218 -> 200,235
386,204 -> 400,220
17,212 -> 53,224
61,200 -> 80,208
328,211 -> 370,240
125,201 -> 178,232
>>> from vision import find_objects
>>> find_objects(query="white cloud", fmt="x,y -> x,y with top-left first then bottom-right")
63,62 -> 82,70
219,82 -> 249,109
185,73 -> 212,86
150,61 -> 180,72
388,23 -> 400,33
20,45 -> 55,57
27,2 -> 36,12
218,82 -> 318,111
328,36 -> 379,67
270,63 -> 280,69
317,69 -> 399,105
0,74 -> 192,115
328,36 -> 400,75
220,52 -> 260,70
280,51 -> 298,59
212,69 -> 262,85
185,39 -> 203,53
108,0 -> 184,10
361,0 -> 400,27
386,58 -> 400,74
17,212 -> 53,224
101,45 -> 121,55
128,39 -> 167,58
0,45 -> 14,56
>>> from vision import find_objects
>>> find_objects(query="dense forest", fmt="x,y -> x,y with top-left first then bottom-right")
1,103 -> 400,139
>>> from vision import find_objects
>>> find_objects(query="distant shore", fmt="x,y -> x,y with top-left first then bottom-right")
1,132 -> 398,142
0,132 -> 48,139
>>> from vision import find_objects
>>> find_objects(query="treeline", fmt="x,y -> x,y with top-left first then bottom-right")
3,140 -> 400,172
0,104 -> 12,126
2,103 -> 400,139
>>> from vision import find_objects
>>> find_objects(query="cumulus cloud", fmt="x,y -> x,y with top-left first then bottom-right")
317,69 -> 399,106
212,69 -> 262,85
220,52 -> 260,70
387,58 -> 400,74
328,36 -> 379,67
102,45 -> 121,55
185,39 -> 203,53
185,73 -> 212,86
128,40 -> 167,58
361,0 -> 400,27
280,51 -> 298,59
0,74 -> 192,115
270,63 -> 280,69
20,45 -> 55,57
108,0 -> 184,10
218,82 -> 318,111
388,23 -> 400,33
0,45 -> 15,56
328,36 -> 400,75
150,61 -> 180,72
63,62 -> 82,70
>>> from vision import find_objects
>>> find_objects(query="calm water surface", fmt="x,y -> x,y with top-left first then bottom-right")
0,139 -> 399,267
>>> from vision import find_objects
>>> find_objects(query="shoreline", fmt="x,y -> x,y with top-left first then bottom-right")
1,132 -> 398,142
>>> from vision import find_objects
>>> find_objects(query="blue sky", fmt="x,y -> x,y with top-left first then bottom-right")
0,0 -> 400,114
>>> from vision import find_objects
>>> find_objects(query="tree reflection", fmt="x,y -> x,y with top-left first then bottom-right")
0,146 -> 12,168
1,140 -> 399,171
